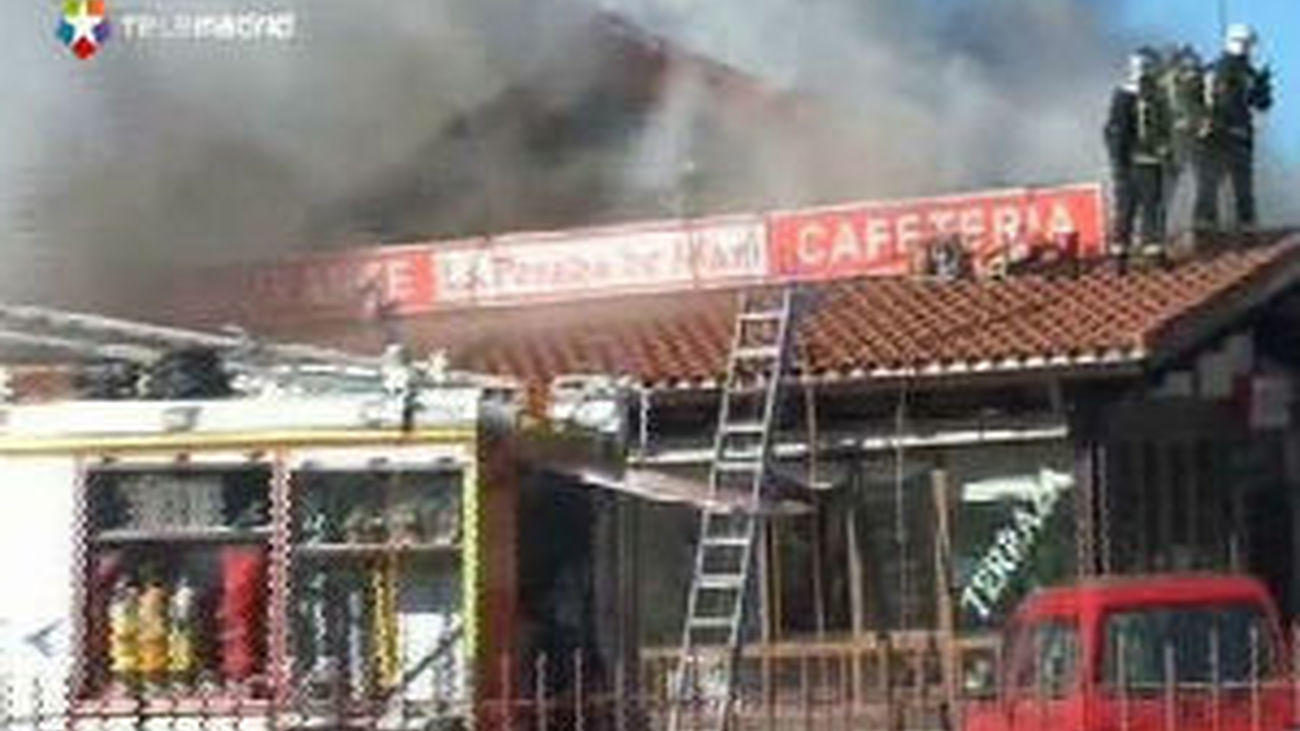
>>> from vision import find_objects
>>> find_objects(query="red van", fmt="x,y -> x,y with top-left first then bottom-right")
963,574 -> 1296,731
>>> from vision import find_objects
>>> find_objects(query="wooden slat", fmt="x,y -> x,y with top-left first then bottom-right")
641,632 -> 999,660
931,469 -> 958,720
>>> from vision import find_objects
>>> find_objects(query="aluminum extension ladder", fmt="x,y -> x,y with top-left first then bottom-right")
668,286 -> 799,731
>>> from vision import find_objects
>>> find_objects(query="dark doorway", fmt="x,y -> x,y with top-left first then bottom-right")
1246,480 -> 1294,617
517,474 -> 598,692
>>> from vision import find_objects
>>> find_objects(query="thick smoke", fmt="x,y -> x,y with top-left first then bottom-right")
1,0 -> 1294,319
606,0 -> 1129,210
624,0 -> 1298,224
1260,124 -> 1300,223
2,0 -> 595,311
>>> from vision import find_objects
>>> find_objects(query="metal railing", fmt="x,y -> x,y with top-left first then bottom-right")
6,624 -> 1300,731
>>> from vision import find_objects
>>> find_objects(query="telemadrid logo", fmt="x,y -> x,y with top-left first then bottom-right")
57,0 -> 112,60
56,2 -> 295,54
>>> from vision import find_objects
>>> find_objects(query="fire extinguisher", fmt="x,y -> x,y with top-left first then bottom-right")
218,547 -> 266,689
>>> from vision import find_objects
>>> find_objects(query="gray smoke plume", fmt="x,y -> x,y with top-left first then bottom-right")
620,0 -> 1300,230
2,0 -> 595,312
2,0 -> 1294,320
1260,125 -> 1300,223
603,0 -> 1129,210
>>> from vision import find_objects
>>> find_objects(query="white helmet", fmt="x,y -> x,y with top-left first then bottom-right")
1127,48 -> 1157,86
1225,23 -> 1257,56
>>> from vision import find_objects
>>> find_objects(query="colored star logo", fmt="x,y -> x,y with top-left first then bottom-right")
56,0 -> 111,60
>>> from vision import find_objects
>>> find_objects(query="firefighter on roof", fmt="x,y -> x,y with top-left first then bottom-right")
1105,48 -> 1171,257
1195,23 -> 1273,230
1160,45 -> 1207,232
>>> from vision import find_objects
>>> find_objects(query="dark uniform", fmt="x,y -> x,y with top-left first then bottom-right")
1105,68 -> 1171,251
1161,47 -> 1207,230
1194,52 -> 1273,228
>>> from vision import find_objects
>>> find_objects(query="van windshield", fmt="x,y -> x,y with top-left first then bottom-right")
1103,605 -> 1275,688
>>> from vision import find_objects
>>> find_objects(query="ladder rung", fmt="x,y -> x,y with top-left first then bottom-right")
670,287 -> 797,731
702,513 -> 751,532
688,617 -> 735,631
720,377 -> 776,392
697,574 -> 746,590
702,535 -> 750,547
719,449 -> 761,462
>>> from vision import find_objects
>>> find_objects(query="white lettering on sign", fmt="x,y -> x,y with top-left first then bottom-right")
435,218 -> 766,306
959,468 -> 1074,621
960,208 -> 985,244
770,184 -> 1105,280
174,183 -> 1104,325
896,213 -> 923,252
993,207 -> 1020,243
929,210 -> 959,234
867,217 -> 891,261
797,222 -> 828,268
232,247 -> 436,317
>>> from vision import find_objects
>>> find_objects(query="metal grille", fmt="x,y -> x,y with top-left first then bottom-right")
8,622 -> 1300,731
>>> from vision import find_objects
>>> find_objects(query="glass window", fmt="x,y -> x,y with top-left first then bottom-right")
81,464 -> 273,700
1103,605 -> 1275,689
948,443 -> 1076,631
78,460 -> 467,705
1006,624 -> 1035,690
1038,621 -> 1080,697
289,467 -> 464,704
1007,619 -> 1079,698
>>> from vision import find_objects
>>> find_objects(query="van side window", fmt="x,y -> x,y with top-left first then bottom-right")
1104,605 -> 1275,688
1009,620 -> 1079,698
1036,621 -> 1080,697
1007,624 -> 1036,691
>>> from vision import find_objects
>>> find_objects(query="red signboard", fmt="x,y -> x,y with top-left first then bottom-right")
432,215 -> 766,307
767,184 -> 1105,280
240,244 -> 438,316
174,183 -> 1105,325
177,244 -> 441,324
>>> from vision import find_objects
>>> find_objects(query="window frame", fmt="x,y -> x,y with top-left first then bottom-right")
1004,616 -> 1081,700
1099,602 -> 1280,693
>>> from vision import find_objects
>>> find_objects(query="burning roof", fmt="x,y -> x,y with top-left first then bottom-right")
261,230 -> 1300,393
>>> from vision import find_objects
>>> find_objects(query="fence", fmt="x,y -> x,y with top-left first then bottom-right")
5,625 -> 1300,731
641,633 -> 993,731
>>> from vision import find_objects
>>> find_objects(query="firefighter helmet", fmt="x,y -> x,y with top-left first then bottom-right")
1225,23 -> 1257,56
1128,47 -> 1158,86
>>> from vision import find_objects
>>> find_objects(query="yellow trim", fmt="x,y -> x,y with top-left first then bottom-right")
372,554 -> 400,689
0,428 -> 477,456
460,440 -> 481,698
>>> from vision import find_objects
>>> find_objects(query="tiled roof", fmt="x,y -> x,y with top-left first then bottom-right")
333,232 -> 1300,391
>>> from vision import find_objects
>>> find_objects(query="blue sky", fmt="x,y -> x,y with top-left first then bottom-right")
1119,0 -> 1299,163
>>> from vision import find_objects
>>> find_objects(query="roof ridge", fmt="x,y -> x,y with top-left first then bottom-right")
1142,231 -> 1300,366
411,231 -> 1300,390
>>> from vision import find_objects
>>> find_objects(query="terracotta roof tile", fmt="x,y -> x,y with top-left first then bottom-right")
361,232 -> 1300,390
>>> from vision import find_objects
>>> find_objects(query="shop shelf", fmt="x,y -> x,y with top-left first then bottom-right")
91,525 -> 273,544
73,694 -> 273,717
292,541 -> 460,558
